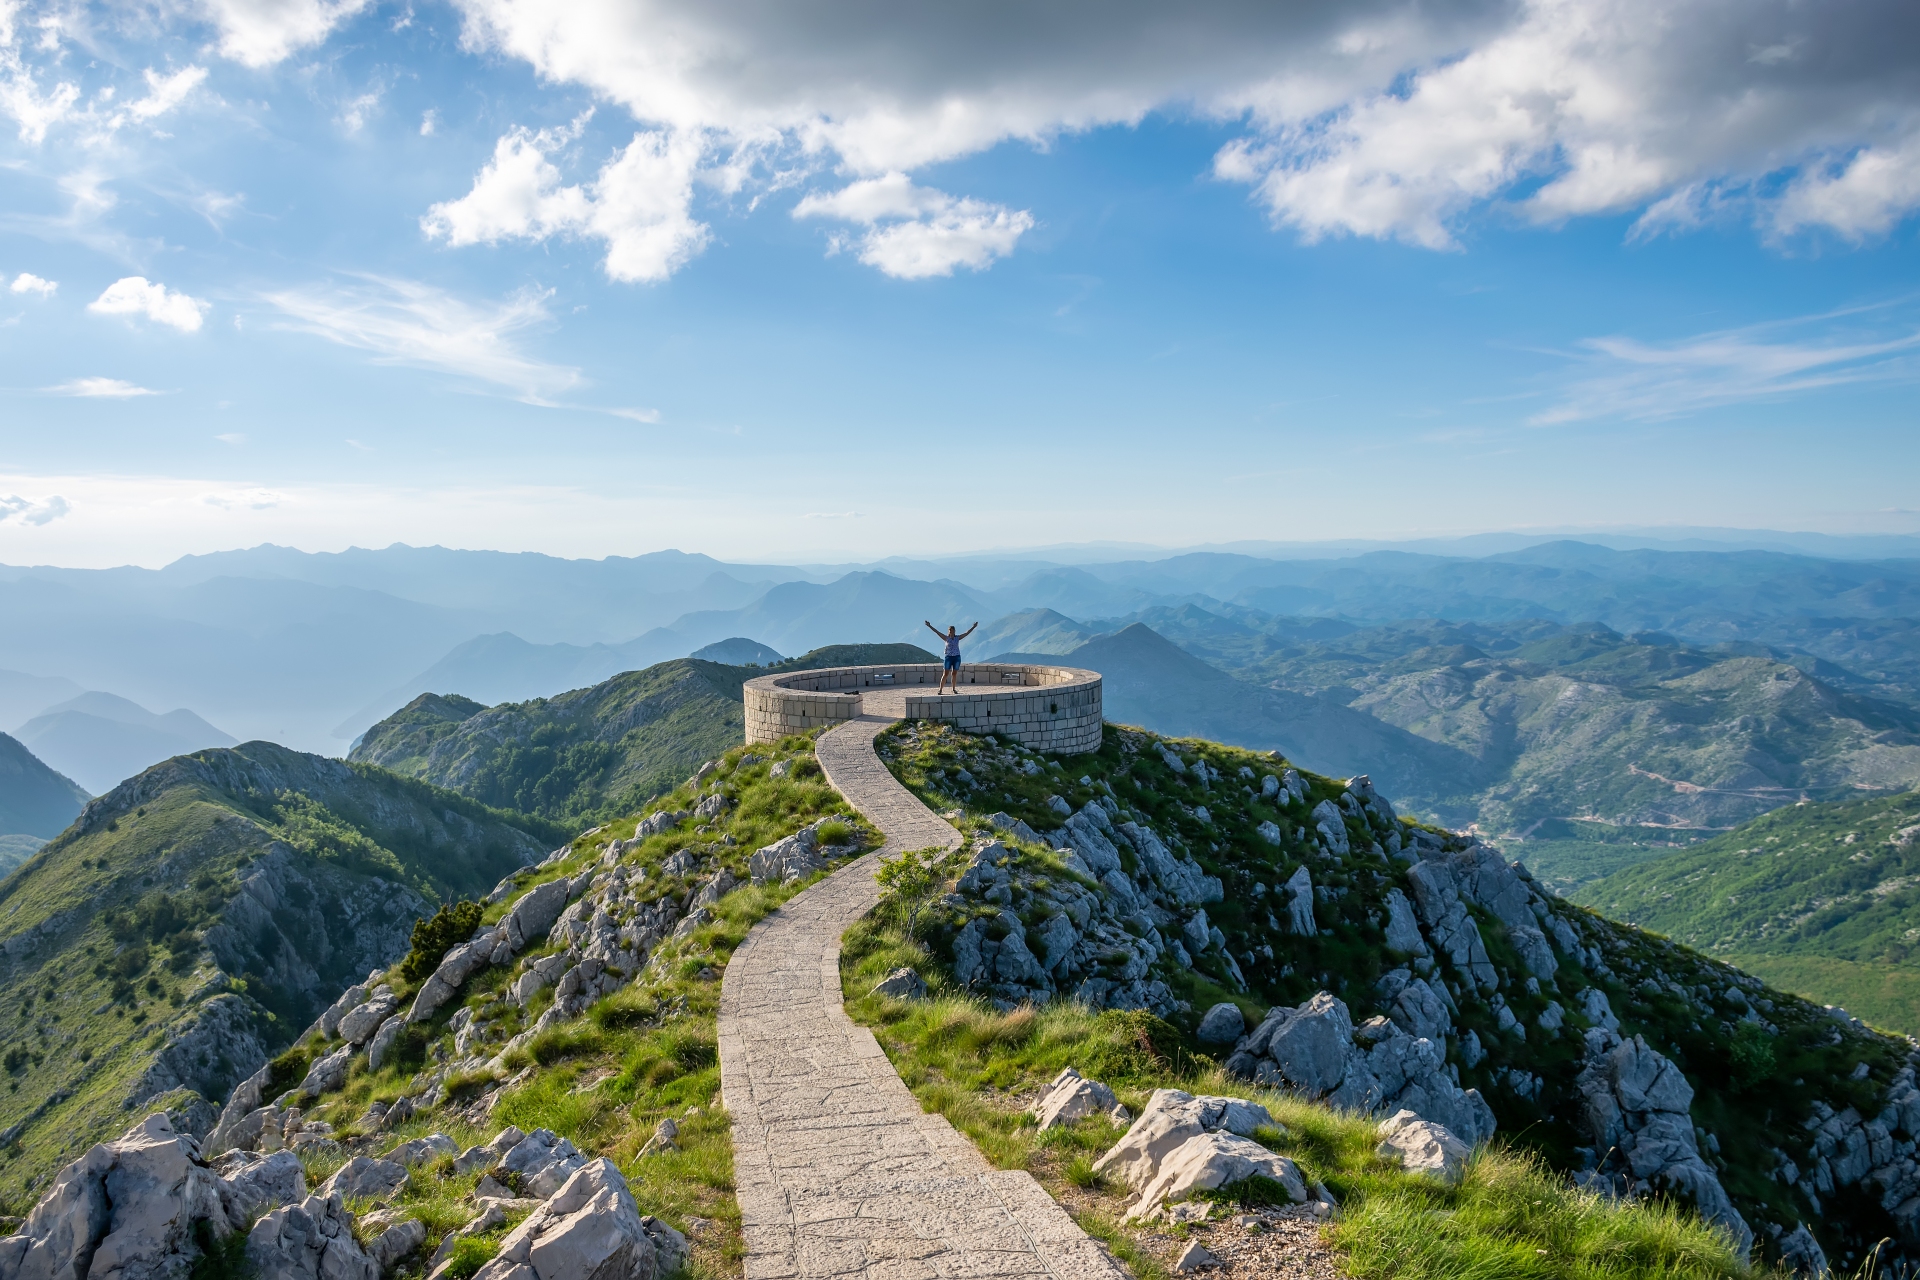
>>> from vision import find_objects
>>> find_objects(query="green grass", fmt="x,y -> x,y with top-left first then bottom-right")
840,909 -> 1780,1280
290,732 -> 876,1280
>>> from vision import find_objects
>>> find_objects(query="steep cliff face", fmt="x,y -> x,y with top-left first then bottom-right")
888,721 -> 1920,1275
0,742 -> 552,1206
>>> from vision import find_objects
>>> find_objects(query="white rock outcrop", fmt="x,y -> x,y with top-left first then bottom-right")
246,1193 -> 377,1280
1124,1132 -> 1306,1222
1032,1068 -> 1121,1131
1092,1089 -> 1274,1191
470,1159 -> 686,1280
1375,1110 -> 1471,1185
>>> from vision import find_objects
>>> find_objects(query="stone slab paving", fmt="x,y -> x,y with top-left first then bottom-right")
719,704 -> 1128,1280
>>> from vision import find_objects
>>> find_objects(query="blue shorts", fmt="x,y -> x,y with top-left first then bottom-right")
944,654 -> 961,670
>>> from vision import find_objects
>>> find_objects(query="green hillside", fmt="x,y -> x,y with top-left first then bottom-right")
0,741 -> 555,1203
1085,612 -> 1920,890
1575,790 -> 1920,1034
349,643 -> 935,825
0,730 -> 89,843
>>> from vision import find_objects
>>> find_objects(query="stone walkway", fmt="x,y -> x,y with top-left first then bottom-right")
718,703 -> 1128,1280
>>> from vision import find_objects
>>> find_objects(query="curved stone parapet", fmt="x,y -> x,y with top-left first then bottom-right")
743,662 -> 1102,754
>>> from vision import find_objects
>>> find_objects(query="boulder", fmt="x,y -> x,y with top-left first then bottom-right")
748,828 -> 826,885
317,1158 -> 408,1202
454,1128 -> 527,1177
206,1064 -> 274,1156
470,1159 -> 685,1280
1092,1089 -> 1274,1191
367,1220 -> 426,1271
1282,866 -> 1315,936
499,1130 -> 587,1199
637,1119 -> 679,1158
1310,800 -> 1349,855
512,954 -> 573,1008
1382,890 -> 1428,957
217,1150 -> 308,1220
1195,1003 -> 1246,1047
0,1114 -> 233,1280
246,1194 -> 377,1280
296,1045 -> 354,1100
870,968 -> 928,1000
337,989 -> 400,1046
1032,1069 -> 1120,1131
1375,1111 -> 1471,1184
1125,1132 -> 1307,1221
502,879 -> 572,952
366,1017 -> 406,1072
1172,1242 -> 1219,1273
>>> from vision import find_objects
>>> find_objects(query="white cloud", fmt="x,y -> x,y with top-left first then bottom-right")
339,87 -> 381,134
423,117 -> 710,283
433,0 -> 1920,263
0,492 -> 70,525
10,271 -> 55,295
49,376 -> 162,397
794,173 -> 1032,278
89,276 -> 209,331
215,432 -> 246,444
1535,311 -> 1920,424
608,406 -> 660,423
263,275 -> 581,399
200,0 -> 373,68
123,65 -> 207,124
0,0 -> 79,142
420,109 -> 437,137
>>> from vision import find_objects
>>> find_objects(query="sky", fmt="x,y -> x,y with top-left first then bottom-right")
1,0 -> 1918,568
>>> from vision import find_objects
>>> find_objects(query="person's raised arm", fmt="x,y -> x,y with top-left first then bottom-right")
924,620 -> 942,637
962,621 -> 978,638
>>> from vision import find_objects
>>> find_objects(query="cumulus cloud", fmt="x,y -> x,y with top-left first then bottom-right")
425,0 -> 1920,269
49,376 -> 161,397
89,277 -> 209,331
0,493 -> 70,525
422,117 -> 710,282
263,275 -> 581,400
10,272 -> 55,295
121,65 -> 208,125
200,0 -> 373,68
1535,310 -> 1920,424
0,0 -> 79,142
794,173 -> 1032,278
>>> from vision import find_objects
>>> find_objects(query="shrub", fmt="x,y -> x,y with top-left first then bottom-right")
399,901 -> 485,984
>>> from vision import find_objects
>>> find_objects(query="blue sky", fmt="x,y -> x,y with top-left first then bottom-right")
2,0 -> 1918,566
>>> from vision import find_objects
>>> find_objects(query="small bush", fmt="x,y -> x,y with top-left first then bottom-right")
815,819 -> 853,846
399,901 -> 485,985
263,1045 -> 312,1100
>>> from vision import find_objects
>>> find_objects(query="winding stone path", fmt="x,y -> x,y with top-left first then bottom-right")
718,699 -> 1127,1280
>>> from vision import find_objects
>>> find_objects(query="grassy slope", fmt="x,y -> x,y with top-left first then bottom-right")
867,719 -> 1909,1271
842,889 -> 1778,1280
350,644 -> 935,827
0,743 -> 556,1206
1096,612 -> 1920,887
1574,791 -> 1920,1033
280,735 -> 874,1280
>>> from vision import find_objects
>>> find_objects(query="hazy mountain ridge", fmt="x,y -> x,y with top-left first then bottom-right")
0,741 -> 554,1199
0,732 -> 87,842
16,692 -> 236,795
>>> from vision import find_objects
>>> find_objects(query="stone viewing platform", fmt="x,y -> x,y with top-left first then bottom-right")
743,661 -> 1103,754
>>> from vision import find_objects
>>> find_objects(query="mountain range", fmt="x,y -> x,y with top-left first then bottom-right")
15,693 -> 236,795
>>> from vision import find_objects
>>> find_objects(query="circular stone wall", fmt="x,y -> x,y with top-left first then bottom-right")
743,662 -> 1103,755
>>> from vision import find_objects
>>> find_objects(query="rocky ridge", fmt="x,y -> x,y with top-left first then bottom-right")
888,719 -> 1920,1274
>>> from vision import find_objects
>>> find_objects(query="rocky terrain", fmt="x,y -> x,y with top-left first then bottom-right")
881,720 -> 1920,1274
1,737 -> 868,1280
0,743 -> 554,1205
348,644 -> 933,827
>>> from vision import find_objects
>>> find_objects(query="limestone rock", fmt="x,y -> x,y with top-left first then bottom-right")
337,989 -> 399,1046
1032,1068 -> 1120,1131
246,1193 -> 377,1280
206,1064 -> 274,1156
637,1119 -> 679,1158
512,954 -> 572,1008
470,1159 -> 682,1280
870,967 -> 928,1000
502,879 -> 572,952
366,1017 -> 406,1072
216,1150 -> 307,1220
499,1130 -> 586,1199
1126,1132 -> 1306,1222
1092,1089 -> 1274,1191
296,1046 -> 354,1099
749,827 -> 826,886
455,1128 -> 527,1176
1777,1225 -> 1828,1278
1172,1242 -> 1219,1273
1282,867 -> 1315,936
1310,800 -> 1349,855
1375,1111 -> 1471,1184
317,1157 -> 408,1202
1382,889 -> 1428,957
367,1220 -> 426,1272
0,1114 -> 234,1280
1195,1003 -> 1246,1046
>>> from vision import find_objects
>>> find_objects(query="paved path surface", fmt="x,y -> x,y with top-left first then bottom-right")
719,701 -> 1127,1280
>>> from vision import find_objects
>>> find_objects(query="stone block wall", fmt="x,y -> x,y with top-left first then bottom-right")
743,663 -> 1103,755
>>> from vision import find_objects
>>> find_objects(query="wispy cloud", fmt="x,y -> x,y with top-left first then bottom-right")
0,493 -> 70,525
1534,309 -> 1920,424
263,275 -> 581,401
48,376 -> 162,397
